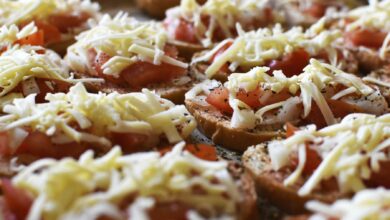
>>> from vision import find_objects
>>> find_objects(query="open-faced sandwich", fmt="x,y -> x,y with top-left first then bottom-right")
65,13 -> 194,104
0,141 -> 257,220
332,0 -> 390,73
185,59 -> 388,151
0,0 -> 100,54
191,21 -> 358,82
0,82 -> 196,176
163,0 -> 284,59
289,188 -> 390,220
243,113 -> 390,214
0,43 -> 76,105
275,0 -> 364,27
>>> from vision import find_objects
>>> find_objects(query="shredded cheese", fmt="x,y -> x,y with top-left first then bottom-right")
192,19 -> 342,78
0,0 -> 100,26
187,59 -> 387,130
0,46 -> 75,98
166,0 -> 283,47
12,142 -> 241,220
0,23 -> 38,49
344,0 -> 390,59
66,13 -> 188,78
0,83 -> 196,148
265,113 -> 390,196
306,188 -> 390,220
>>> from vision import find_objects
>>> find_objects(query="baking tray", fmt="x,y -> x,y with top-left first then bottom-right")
99,1 -> 285,219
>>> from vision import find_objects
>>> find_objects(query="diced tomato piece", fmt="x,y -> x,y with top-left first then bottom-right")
2,179 -> 33,220
259,88 -> 292,106
268,48 -> 310,77
302,144 -> 322,175
290,143 -> 322,176
286,122 -> 299,138
34,20 -> 62,45
304,99 -> 360,129
160,144 -> 218,161
0,132 -> 10,157
345,28 -> 387,49
206,87 -> 232,114
170,19 -> 198,44
303,3 -> 327,18
164,45 -> 180,58
236,87 -> 262,109
121,61 -> 186,89
111,132 -> 150,153
210,41 -> 233,73
15,30 -> 44,46
365,160 -> 390,188
48,12 -> 90,33
15,131 -> 56,158
148,202 -> 190,220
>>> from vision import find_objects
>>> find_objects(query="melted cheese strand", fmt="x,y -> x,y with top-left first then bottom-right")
66,13 -> 187,78
0,83 -> 196,147
193,19 -> 341,78
13,142 -> 241,220
266,113 -> 390,196
306,188 -> 390,220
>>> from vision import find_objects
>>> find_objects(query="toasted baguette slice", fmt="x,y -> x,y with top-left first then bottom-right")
0,143 -> 258,220
242,145 -> 348,214
75,72 -> 197,104
185,96 -> 283,152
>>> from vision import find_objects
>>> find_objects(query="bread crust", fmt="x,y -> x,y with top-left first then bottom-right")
185,96 -> 283,152
74,72 -> 196,104
171,41 -> 206,61
242,145 -> 349,214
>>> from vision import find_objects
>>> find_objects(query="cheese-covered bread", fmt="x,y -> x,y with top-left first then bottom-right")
191,20 -> 357,81
186,59 -> 388,151
0,83 -> 196,161
164,0 -> 284,51
274,0 -> 363,27
2,142 -> 257,220
0,0 -> 100,54
335,0 -> 390,72
243,113 -> 390,213
66,13 -> 194,103
306,188 -> 390,220
0,44 -> 75,105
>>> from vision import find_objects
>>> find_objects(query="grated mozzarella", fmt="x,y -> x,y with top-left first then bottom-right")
193,20 -> 342,78
306,188 -> 390,220
65,13 -> 188,78
187,59 -> 383,130
265,113 -> 390,196
12,142 -> 241,220
0,83 -> 196,148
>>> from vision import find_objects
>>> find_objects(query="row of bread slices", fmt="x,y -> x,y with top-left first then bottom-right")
0,0 -> 389,219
